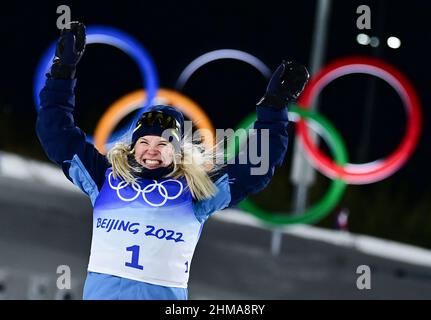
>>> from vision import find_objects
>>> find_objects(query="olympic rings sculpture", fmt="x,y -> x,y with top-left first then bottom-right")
34,25 -> 423,225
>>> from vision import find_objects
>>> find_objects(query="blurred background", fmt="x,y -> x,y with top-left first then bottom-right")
0,0 -> 430,299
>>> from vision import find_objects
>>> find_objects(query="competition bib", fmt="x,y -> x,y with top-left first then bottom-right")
87,168 -> 202,288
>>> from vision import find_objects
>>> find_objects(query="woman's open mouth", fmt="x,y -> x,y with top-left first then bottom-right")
142,159 -> 163,168
145,159 -> 161,165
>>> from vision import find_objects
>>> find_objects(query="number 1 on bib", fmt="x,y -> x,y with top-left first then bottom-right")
125,245 -> 144,270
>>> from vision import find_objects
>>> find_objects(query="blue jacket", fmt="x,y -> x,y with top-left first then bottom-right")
36,78 -> 289,299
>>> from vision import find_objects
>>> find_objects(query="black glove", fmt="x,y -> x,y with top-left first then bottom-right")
257,60 -> 310,110
49,21 -> 86,79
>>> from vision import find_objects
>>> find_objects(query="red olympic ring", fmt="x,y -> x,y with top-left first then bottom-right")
297,56 -> 422,184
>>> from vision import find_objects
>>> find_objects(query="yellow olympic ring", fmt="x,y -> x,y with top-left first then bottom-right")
94,88 -> 215,154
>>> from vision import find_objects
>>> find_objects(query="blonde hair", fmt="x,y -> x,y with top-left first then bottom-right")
106,134 -> 225,201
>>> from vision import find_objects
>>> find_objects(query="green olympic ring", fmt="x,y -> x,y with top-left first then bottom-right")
227,104 -> 348,225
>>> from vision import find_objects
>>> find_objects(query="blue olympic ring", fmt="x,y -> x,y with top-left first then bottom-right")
34,25 -> 159,144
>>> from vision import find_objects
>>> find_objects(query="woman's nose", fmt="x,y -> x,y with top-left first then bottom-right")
146,146 -> 158,155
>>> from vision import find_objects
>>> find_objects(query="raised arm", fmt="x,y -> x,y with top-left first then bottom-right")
226,60 -> 310,206
36,22 -> 109,200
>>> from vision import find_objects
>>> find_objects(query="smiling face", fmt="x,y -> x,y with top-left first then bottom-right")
133,135 -> 175,170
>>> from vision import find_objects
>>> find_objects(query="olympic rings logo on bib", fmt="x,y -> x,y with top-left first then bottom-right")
108,172 -> 184,207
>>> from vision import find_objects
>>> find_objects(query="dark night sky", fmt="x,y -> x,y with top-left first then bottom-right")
0,0 -> 430,194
